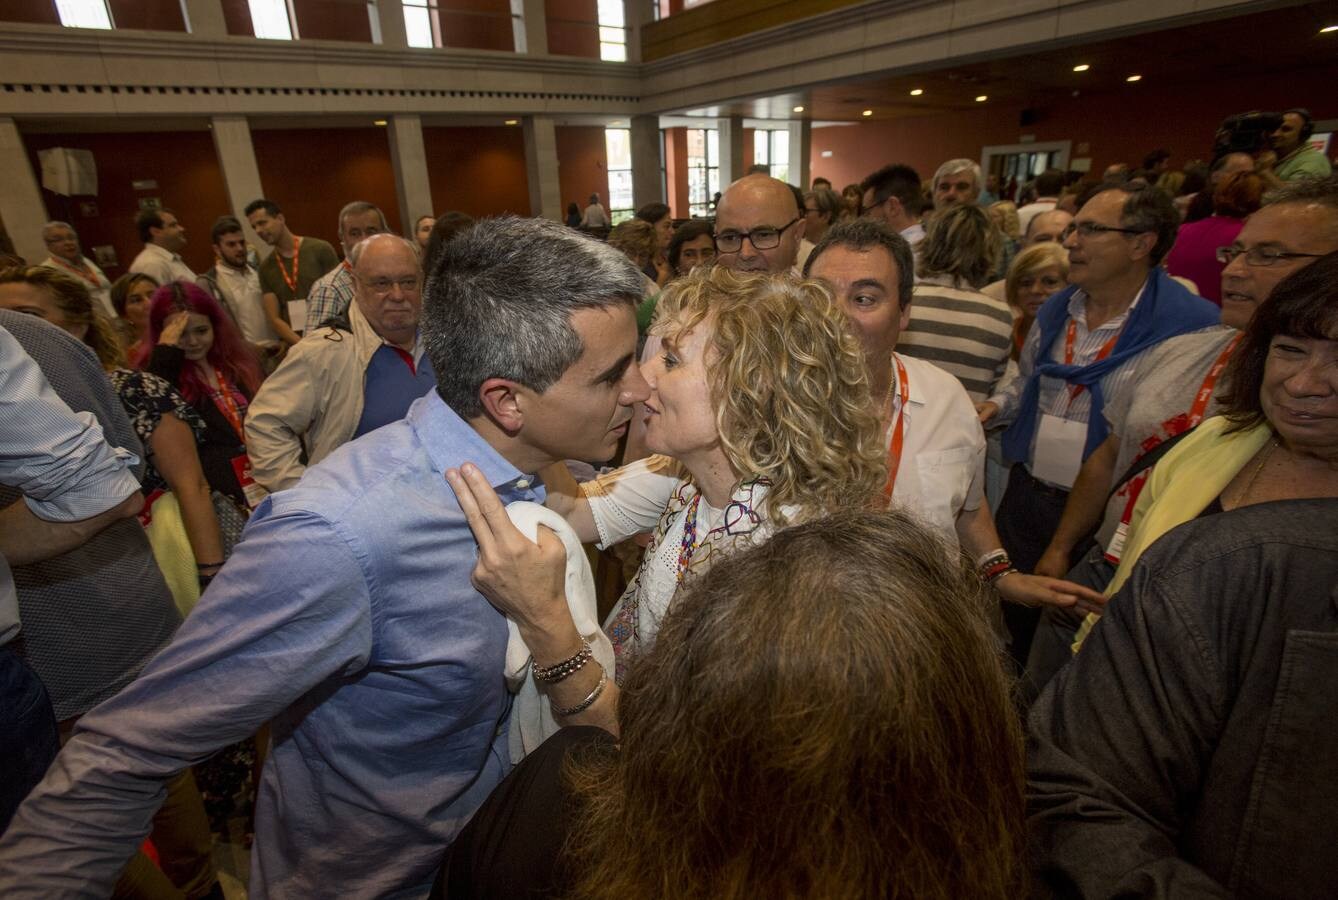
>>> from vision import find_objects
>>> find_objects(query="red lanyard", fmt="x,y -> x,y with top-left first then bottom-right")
209,370 -> 247,442
277,236 -> 302,295
882,355 -> 910,501
1106,333 -> 1242,561
49,256 -> 101,288
1064,318 -> 1123,401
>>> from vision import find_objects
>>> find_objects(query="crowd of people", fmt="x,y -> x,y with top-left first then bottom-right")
0,105 -> 1335,899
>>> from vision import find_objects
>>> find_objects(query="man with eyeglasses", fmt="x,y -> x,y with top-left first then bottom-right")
246,234 -> 435,492
712,174 -> 807,274
978,185 -> 1218,670
858,163 -> 926,250
1021,174 -> 1338,698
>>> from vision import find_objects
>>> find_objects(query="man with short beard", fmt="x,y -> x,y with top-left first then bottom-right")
198,216 -> 280,362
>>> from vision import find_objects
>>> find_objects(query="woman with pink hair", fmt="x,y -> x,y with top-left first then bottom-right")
140,281 -> 264,527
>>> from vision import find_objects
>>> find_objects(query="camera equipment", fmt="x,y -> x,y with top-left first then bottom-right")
1212,111 -> 1283,160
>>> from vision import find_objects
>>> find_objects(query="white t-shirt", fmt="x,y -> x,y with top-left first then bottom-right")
884,353 -> 987,546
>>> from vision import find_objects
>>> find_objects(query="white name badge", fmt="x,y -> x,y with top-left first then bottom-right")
286,299 -> 307,333
1031,414 -> 1088,490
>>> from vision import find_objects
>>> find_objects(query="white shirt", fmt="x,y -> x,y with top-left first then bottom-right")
900,222 -> 926,248
212,263 -> 277,345
884,353 -> 987,547
129,243 -> 196,286
41,256 -> 113,320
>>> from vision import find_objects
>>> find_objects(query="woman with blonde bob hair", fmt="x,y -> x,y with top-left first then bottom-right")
438,508 -> 1027,899
1005,242 -> 1069,360
543,264 -> 886,678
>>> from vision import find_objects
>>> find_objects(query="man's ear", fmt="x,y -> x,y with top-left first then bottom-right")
477,377 -> 525,433
1130,231 -> 1158,262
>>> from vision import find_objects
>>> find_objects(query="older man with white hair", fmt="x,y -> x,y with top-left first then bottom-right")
39,222 -> 113,318
246,233 -> 433,492
932,158 -> 984,210
302,200 -> 388,332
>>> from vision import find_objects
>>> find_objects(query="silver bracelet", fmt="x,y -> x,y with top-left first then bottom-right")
532,641 -> 592,684
552,664 -> 608,717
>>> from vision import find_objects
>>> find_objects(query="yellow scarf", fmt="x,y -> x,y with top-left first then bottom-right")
1073,415 -> 1273,649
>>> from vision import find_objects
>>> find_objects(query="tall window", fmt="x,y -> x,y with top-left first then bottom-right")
55,0 -> 112,29
687,129 -> 719,217
402,0 -> 441,48
753,129 -> 790,185
605,128 -> 634,224
248,0 -> 296,40
597,0 -> 626,62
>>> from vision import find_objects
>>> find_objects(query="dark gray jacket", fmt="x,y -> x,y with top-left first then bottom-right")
1027,498 -> 1338,899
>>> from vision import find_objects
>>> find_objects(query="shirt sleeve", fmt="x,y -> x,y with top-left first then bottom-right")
244,347 -> 316,492
987,318 -> 1041,425
0,504 -> 375,896
0,328 -> 140,521
582,455 -> 684,549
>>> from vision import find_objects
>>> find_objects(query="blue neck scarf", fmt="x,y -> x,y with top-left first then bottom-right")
1002,269 -> 1219,464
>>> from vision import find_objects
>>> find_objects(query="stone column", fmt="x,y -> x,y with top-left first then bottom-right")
630,114 -> 662,209
787,119 -> 811,189
179,0 -> 228,37
622,0 -> 649,63
0,118 -> 47,265
716,115 -> 745,186
373,0 -> 408,47
209,115 -> 268,257
386,115 -> 433,234
511,0 -> 547,54
523,117 -> 562,221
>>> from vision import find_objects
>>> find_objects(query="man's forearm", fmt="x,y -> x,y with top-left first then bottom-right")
0,492 -> 140,566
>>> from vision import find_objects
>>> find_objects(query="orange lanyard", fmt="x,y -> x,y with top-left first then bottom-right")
881,355 -> 910,501
1064,318 -> 1123,402
209,370 -> 246,442
50,256 -> 100,288
277,236 -> 302,295
1186,333 -> 1241,425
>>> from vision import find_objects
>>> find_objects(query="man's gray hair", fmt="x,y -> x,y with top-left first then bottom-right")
424,216 -> 643,419
338,200 -> 387,236
933,158 -> 983,197
1264,173 -> 1338,210
803,218 -> 915,309
42,221 -> 76,241
347,233 -> 420,268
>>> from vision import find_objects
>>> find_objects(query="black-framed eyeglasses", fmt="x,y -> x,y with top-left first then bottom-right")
1215,245 -> 1327,267
1060,222 -> 1149,240
714,217 -> 802,253
858,194 -> 887,216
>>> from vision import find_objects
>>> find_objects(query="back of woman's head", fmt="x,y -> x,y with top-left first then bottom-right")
989,200 -> 1021,239
652,266 -> 885,524
141,280 -> 261,397
607,219 -> 656,265
918,203 -> 1002,288
0,265 -> 122,368
1212,171 -> 1264,219
569,508 -> 1026,900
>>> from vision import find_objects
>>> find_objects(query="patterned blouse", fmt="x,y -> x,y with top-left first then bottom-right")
107,368 -> 206,495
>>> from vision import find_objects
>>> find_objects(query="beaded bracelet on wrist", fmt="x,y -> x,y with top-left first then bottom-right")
532,641 -> 593,684
553,665 -> 608,717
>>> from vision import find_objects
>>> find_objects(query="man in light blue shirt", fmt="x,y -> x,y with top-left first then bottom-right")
0,217 -> 651,899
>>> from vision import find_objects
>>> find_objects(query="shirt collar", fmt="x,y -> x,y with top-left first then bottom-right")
144,243 -> 179,262
1066,281 -> 1147,330
891,353 -> 927,407
408,391 -> 537,493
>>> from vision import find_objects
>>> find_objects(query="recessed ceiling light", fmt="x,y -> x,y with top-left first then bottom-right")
975,95 -> 988,102
793,105 -> 805,113
1321,24 -> 1338,33
862,109 -> 873,117
504,119 -> 519,125
1126,74 -> 1142,82
373,119 -> 387,126
909,88 -> 923,96
1072,64 -> 1090,72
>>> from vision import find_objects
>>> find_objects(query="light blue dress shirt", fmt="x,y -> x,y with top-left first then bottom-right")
0,391 -> 544,899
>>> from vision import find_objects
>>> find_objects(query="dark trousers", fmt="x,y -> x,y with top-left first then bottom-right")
1020,545 -> 1117,708
0,644 -> 60,834
995,465 -> 1072,672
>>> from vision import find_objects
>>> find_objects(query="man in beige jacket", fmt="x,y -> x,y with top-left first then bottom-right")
245,234 -> 436,493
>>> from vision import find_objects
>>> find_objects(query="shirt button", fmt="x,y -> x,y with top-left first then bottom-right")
514,478 -> 530,489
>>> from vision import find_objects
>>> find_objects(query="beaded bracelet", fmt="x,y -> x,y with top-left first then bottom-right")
532,641 -> 593,684
553,665 -> 608,717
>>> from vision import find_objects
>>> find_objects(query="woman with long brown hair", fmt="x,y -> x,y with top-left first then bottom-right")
438,508 -> 1026,899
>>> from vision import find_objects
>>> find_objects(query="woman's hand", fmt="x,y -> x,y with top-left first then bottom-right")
159,310 -> 190,347
995,572 -> 1106,616
445,463 -> 574,643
